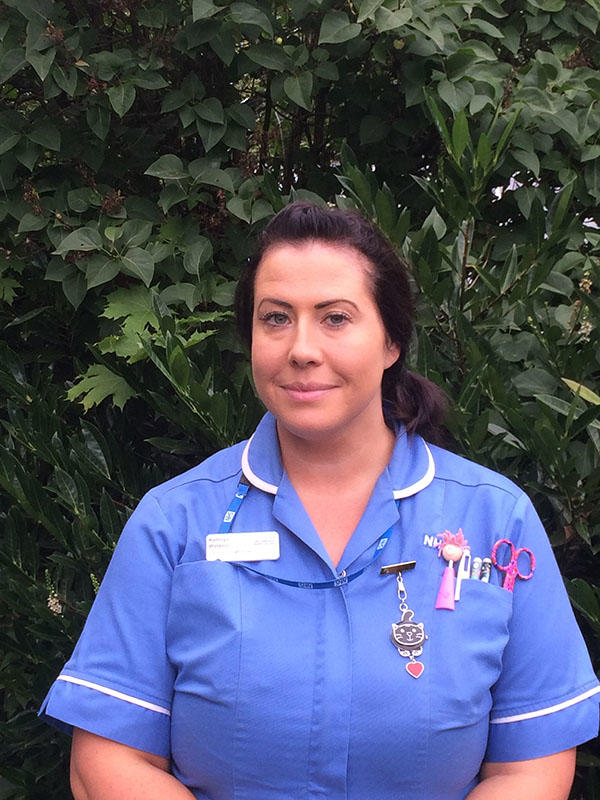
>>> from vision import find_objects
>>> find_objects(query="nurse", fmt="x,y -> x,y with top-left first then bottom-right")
41,202 -> 599,799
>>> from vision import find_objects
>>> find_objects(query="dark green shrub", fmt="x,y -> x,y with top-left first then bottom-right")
1,0 -> 598,796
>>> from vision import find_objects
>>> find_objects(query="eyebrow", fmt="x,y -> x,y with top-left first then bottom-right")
257,297 -> 359,310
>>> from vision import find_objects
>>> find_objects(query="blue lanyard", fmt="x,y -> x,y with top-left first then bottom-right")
216,481 -> 398,589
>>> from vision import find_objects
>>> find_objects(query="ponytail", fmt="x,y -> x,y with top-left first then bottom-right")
384,368 -> 448,446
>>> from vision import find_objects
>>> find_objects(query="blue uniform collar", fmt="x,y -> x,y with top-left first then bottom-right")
241,413 -> 435,571
241,412 -> 435,500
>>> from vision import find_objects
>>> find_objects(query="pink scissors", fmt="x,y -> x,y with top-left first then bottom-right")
491,538 -> 536,592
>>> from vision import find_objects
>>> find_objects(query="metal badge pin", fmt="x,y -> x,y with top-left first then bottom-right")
379,560 -> 416,575
390,573 -> 428,678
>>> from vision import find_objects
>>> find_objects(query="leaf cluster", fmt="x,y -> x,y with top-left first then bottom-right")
1,0 -> 599,795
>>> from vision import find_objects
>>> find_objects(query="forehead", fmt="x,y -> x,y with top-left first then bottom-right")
254,241 -> 375,297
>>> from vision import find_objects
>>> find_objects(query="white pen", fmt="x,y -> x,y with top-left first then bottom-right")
454,550 -> 472,601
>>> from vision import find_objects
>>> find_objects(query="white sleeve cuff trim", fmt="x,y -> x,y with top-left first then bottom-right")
491,686 -> 600,724
57,674 -> 171,717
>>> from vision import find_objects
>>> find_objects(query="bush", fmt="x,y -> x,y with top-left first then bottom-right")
1,0 -> 599,796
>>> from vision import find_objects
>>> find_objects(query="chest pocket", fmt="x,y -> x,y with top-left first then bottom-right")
428,576 -> 513,728
167,559 -> 243,701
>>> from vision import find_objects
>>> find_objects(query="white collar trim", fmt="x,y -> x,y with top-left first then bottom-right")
242,433 -> 278,495
242,434 -> 435,499
393,442 -> 435,499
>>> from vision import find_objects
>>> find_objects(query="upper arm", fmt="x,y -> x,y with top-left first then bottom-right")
480,749 -> 576,800
71,728 -> 170,799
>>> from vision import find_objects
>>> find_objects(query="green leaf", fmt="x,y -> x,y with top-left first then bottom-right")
17,212 -> 47,232
189,163 -> 235,193
284,72 -> 313,110
357,0 -> 385,23
0,133 -> 21,156
52,64 -> 78,96
0,276 -> 20,304
425,95 -> 452,151
145,154 -> 188,180
451,111 -> 470,162
513,368 -> 557,396
54,228 -> 103,255
562,380 -> 600,405
120,220 -> 153,248
226,102 -> 256,130
86,105 -> 111,141
25,46 -> 55,81
131,71 -> 168,90
318,12 -> 361,45
107,84 -> 136,117
120,247 -> 155,286
192,0 -> 220,20
62,270 -> 87,308
373,7 -> 411,32
528,0 -> 565,9
476,133 -> 492,170
67,365 -> 137,410
245,43 -> 291,71
0,48 -> 26,83
212,281 -> 236,306
102,285 -> 155,327
230,2 -> 273,36
227,196 -> 252,222
313,61 -> 339,81
86,255 -> 120,289
196,97 -> 225,124
513,149 -> 540,178
183,238 -> 213,274
68,187 -> 102,213
195,118 -> 226,152
438,80 -> 462,113
580,145 -> 600,163
28,121 -> 60,151
167,342 -> 191,387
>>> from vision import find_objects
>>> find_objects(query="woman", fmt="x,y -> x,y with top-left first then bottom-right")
41,202 -> 599,799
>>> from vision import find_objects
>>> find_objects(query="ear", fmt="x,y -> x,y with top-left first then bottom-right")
384,339 -> 400,370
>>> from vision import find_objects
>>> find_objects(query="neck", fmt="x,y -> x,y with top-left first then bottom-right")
277,417 -> 396,492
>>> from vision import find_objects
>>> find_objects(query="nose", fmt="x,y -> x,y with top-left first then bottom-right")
288,319 -> 322,367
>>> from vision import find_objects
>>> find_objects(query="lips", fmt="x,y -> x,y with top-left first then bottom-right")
280,382 -> 336,401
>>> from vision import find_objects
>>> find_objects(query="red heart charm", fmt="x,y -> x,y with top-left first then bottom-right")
406,661 -> 424,679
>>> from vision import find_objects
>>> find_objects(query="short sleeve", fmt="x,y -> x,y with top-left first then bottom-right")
39,492 -> 181,758
486,493 -> 600,761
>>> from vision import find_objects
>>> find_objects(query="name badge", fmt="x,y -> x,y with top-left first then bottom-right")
206,532 -> 280,562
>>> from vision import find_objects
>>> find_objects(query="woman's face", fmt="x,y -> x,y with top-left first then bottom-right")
251,240 -> 400,444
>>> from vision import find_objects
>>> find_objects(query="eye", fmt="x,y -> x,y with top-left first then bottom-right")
259,311 -> 289,327
324,312 -> 350,327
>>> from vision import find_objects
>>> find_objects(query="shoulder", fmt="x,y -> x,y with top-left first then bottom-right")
120,439 -> 249,555
428,442 -> 524,502
147,439 -> 247,503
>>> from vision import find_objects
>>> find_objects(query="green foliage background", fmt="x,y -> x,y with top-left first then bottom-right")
1,0 -> 599,796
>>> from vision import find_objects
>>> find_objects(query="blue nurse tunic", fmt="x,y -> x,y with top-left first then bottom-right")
40,412 -> 600,799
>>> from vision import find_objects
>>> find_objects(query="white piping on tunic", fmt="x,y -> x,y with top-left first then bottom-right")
242,434 -> 435,499
242,433 -> 278,494
393,443 -> 435,498
57,674 -> 171,716
490,686 -> 600,724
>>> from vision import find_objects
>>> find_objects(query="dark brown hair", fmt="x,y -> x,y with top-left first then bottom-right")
235,201 -> 447,443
